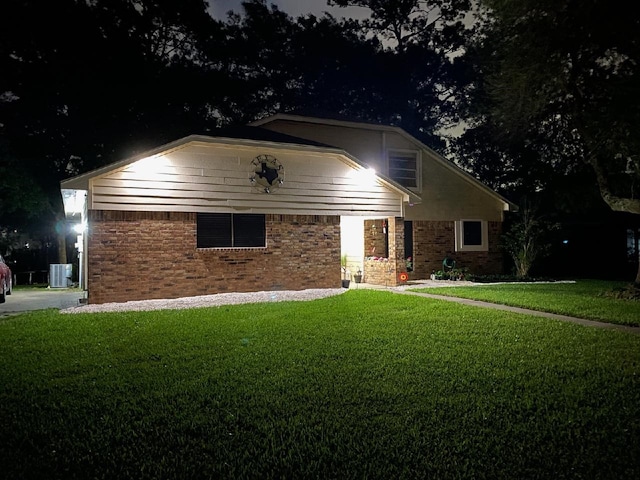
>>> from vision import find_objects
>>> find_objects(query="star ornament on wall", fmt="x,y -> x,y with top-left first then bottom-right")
249,154 -> 284,193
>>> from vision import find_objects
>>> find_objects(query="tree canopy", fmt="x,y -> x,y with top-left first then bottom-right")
1,0 -> 638,280
456,0 -> 640,210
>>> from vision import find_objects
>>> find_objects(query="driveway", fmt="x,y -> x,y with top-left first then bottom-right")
0,288 -> 86,316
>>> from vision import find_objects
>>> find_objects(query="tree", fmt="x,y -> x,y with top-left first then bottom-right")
0,0 -> 218,262
327,0 -> 476,146
329,0 -> 472,53
462,0 -> 640,282
502,200 -> 558,278
198,0 -> 389,125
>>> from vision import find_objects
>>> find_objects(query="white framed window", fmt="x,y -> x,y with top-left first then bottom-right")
455,220 -> 488,252
387,149 -> 420,190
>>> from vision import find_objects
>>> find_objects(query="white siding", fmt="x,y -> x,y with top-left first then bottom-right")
89,142 -> 405,217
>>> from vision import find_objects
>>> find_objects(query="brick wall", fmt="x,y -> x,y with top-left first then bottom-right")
362,218 -> 405,286
87,211 -> 340,304
411,220 -> 504,278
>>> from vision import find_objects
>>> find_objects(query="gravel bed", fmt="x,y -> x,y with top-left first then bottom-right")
61,288 -> 347,314
59,280 -> 575,314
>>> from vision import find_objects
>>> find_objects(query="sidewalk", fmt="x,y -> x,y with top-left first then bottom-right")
348,280 -> 640,335
0,288 -> 86,316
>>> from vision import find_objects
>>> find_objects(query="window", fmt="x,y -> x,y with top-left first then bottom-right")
197,213 -> 265,248
455,220 -> 488,252
388,150 -> 419,189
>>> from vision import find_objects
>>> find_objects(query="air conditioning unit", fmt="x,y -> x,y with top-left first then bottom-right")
50,264 -> 72,288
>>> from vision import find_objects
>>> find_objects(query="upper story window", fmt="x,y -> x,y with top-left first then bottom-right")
387,150 -> 419,189
197,213 -> 266,248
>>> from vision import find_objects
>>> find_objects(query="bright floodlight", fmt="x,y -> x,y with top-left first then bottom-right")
73,222 -> 87,234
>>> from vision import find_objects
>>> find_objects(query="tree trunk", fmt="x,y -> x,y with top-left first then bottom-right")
585,147 -> 640,284
55,208 -> 68,264
58,231 -> 67,265
588,154 -> 640,214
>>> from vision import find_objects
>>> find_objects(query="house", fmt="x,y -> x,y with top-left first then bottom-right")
60,115 -> 515,304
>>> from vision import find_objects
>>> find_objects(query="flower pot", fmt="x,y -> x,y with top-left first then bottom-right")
341,279 -> 351,288
353,274 -> 362,283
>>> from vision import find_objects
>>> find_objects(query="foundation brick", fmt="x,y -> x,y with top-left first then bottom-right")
87,211 -> 340,304
411,220 -> 503,277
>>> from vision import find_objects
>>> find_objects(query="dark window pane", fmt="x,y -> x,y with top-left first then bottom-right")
197,213 -> 232,247
463,221 -> 482,246
234,214 -> 266,247
389,152 -> 418,188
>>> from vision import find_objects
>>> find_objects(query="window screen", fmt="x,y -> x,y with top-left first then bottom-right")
388,151 -> 418,188
463,221 -> 482,246
233,214 -> 266,247
197,213 -> 265,248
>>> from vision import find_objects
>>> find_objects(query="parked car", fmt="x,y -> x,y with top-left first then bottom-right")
0,254 -> 12,303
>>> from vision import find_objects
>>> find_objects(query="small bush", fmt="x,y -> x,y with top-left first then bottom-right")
601,283 -> 640,301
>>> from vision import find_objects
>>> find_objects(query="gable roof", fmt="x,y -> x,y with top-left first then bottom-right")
251,113 -> 517,212
204,125 -> 333,148
60,131 -> 420,205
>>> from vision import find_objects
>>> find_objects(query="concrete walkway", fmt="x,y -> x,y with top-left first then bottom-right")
0,288 -> 86,316
349,280 -> 640,335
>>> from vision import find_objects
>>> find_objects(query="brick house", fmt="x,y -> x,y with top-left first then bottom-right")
61,116 -> 515,304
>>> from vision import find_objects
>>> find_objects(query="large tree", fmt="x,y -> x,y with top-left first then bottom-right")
0,0 -> 218,261
457,0 -> 640,281
326,0 -> 476,146
202,0 -> 395,126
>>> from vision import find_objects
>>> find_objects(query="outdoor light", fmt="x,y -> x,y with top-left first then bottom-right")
129,155 -> 169,176
73,222 -> 87,234
351,166 -> 377,186
362,167 -> 377,182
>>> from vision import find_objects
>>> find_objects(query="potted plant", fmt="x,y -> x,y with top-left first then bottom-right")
433,270 -> 448,280
341,254 -> 351,288
353,268 -> 363,283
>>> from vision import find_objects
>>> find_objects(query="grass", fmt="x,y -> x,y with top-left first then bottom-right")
12,283 -> 50,290
411,279 -> 640,327
1,290 -> 639,479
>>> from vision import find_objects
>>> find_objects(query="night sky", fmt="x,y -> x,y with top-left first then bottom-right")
207,0 -> 369,20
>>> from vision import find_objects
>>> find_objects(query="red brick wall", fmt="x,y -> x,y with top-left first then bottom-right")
411,220 -> 504,278
362,218 -> 405,286
87,211 -> 340,304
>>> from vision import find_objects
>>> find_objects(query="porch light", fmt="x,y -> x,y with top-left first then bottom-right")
129,155 -> 169,175
72,222 -> 87,234
351,166 -> 378,186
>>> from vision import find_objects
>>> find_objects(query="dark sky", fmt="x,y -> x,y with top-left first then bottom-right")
207,0 -> 369,20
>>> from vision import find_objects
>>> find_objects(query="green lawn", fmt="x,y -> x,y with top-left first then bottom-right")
1,290 -> 639,479
411,279 -> 640,326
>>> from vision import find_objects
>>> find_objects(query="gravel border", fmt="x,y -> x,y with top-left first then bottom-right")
61,288 -> 347,314
60,280 -> 577,314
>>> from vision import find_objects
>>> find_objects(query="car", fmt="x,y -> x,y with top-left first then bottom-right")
0,254 -> 12,303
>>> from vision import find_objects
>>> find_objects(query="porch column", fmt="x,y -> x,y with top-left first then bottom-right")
363,217 -> 405,286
